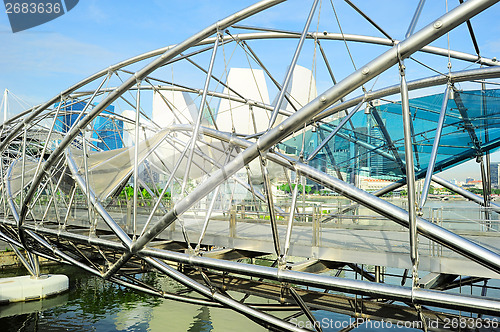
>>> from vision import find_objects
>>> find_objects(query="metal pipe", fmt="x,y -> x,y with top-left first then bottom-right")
338,141 -> 500,214
25,229 -> 101,276
139,178 -> 166,214
344,0 -> 394,42
224,31 -> 500,67
430,175 -> 500,213
102,252 -> 133,279
486,151 -> 492,203
20,126 -> 27,208
0,154 -> 7,216
260,155 -> 281,256
17,220 -> 500,316
314,66 -> 500,123
33,100 -> 64,182
283,170 -> 300,260
144,256 -> 307,332
2,25 -> 499,153
370,108 -> 406,172
8,243 -> 35,276
480,157 -> 489,207
419,85 -> 450,209
47,171 -> 66,225
133,82 -> 141,240
195,145 -> 235,251
183,52 -> 247,104
164,118 -> 500,277
65,149 -> 132,249
5,159 -> 21,223
196,185 -> 221,251
140,247 -> 500,316
458,0 -> 481,57
268,0 -> 319,128
409,118 -> 421,169
290,160 -> 500,275
81,126 -> 94,232
241,40 -> 299,112
454,90 -> 481,150
67,75 -> 111,135
183,33 -> 220,193
63,185 -> 77,225
289,287 -> 323,332
2,89 -> 6,123
18,0 -> 287,244
348,263 -> 376,282
140,143 -> 189,237
406,0 -> 426,38
482,81 -> 492,209
317,127 -> 343,181
306,98 -> 365,162
317,41 -> 342,103
399,58 -> 419,274
32,254 -> 40,278
111,275 -> 222,307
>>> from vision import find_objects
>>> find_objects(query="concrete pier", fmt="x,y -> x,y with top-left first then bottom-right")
0,274 -> 69,304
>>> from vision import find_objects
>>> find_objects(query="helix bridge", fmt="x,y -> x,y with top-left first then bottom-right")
1,0 -> 500,330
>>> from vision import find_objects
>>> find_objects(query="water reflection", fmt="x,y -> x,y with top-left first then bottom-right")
0,292 -> 68,319
0,265 -> 267,331
2,263 -> 498,331
2,198 -> 498,331
188,307 -> 213,332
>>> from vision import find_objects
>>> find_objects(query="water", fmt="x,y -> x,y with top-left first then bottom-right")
1,266 -> 498,331
0,265 -> 273,331
0,264 -> 433,332
1,199 -> 498,331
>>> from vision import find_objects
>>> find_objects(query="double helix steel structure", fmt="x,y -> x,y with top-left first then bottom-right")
1,0 -> 500,330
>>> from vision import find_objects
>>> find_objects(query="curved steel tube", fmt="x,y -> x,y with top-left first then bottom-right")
17,0 -> 287,249
130,0 -> 500,255
164,123 -> 500,276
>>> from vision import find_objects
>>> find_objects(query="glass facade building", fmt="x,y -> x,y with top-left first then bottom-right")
279,89 -> 500,182
54,100 -> 123,151
92,108 -> 123,151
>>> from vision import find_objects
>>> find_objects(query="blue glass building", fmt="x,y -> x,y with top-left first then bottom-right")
54,100 -> 87,134
92,108 -> 123,151
279,89 -> 500,182
54,100 -> 123,151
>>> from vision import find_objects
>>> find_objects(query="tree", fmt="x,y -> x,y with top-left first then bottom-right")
277,183 -> 312,194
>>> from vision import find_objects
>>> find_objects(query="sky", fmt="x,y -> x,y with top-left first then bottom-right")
1,0 -> 500,182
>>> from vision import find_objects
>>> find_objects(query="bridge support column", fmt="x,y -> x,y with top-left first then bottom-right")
229,205 -> 236,238
312,205 -> 320,247
374,266 -> 384,283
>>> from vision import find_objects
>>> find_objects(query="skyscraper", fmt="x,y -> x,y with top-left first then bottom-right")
490,162 -> 500,189
54,100 -> 122,150
92,107 -> 123,151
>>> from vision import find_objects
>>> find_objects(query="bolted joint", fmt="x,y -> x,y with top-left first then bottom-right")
399,63 -> 406,76
216,32 -> 224,43
433,20 -> 443,29
134,73 -> 142,85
